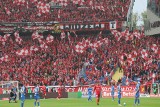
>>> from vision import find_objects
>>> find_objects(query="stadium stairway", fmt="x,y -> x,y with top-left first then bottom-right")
112,68 -> 123,82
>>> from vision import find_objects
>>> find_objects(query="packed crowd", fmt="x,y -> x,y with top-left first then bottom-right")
0,29 -> 159,86
0,0 -> 131,22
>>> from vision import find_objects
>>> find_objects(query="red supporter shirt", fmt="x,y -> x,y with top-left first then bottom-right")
58,87 -> 62,93
41,86 -> 46,93
94,85 -> 102,94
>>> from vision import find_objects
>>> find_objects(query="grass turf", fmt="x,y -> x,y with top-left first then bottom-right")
0,98 -> 160,107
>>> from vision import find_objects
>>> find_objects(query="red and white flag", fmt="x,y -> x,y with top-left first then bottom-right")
102,38 -> 109,44
40,41 -> 48,49
132,50 -> 138,57
111,30 -> 122,41
95,5 -> 105,11
0,34 -> 10,45
88,0 -> 93,6
72,0 -> 85,5
37,2 -> 50,16
93,40 -> 102,48
75,42 -> 85,53
13,0 -> 26,5
32,32 -> 43,40
127,54 -> 135,65
4,7 -> 11,15
121,28 -> 130,37
119,53 -> 127,64
0,55 -> 9,62
141,49 -> 148,60
61,31 -> 66,39
0,35 -> 5,45
146,57 -> 153,65
16,48 -> 30,56
86,38 -> 108,49
83,39 -> 91,48
46,34 -> 54,43
133,30 -> 141,39
14,31 -> 23,44
151,44 -> 158,53
30,45 -> 39,53
30,0 -> 37,3
125,34 -> 134,41
3,34 -> 10,41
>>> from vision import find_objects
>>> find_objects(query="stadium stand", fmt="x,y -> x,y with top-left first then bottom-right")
0,0 -> 131,22
0,30 -> 159,86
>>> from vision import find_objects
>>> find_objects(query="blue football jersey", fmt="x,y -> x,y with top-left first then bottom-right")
117,84 -> 122,98
111,86 -> 115,93
136,83 -> 140,93
88,87 -> 93,95
20,86 -> 25,101
20,86 -> 25,97
118,85 -> 121,95
34,86 -> 39,96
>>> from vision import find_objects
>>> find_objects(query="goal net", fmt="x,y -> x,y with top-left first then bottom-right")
0,81 -> 19,100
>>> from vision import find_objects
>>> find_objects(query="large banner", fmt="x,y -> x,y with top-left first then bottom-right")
1,85 -> 160,100
60,21 -> 122,31
60,23 -> 107,31
22,22 -> 114,31
22,24 -> 61,33
0,26 -> 15,33
26,85 -> 145,98
0,21 -> 122,33
102,86 -> 145,98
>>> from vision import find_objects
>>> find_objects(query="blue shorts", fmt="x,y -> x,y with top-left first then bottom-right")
34,95 -> 40,100
14,93 -> 17,97
118,94 -> 121,99
135,93 -> 140,98
88,94 -> 92,97
111,92 -> 114,96
21,96 -> 25,102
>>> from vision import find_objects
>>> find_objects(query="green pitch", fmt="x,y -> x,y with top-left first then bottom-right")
1,98 -> 160,107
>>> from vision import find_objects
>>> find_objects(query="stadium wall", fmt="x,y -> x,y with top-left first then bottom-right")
145,6 -> 160,35
68,92 -> 82,98
0,85 -> 160,100
0,92 -> 68,100
127,0 -> 134,21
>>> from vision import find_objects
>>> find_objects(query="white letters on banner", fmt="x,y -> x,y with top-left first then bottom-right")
110,21 -> 117,29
